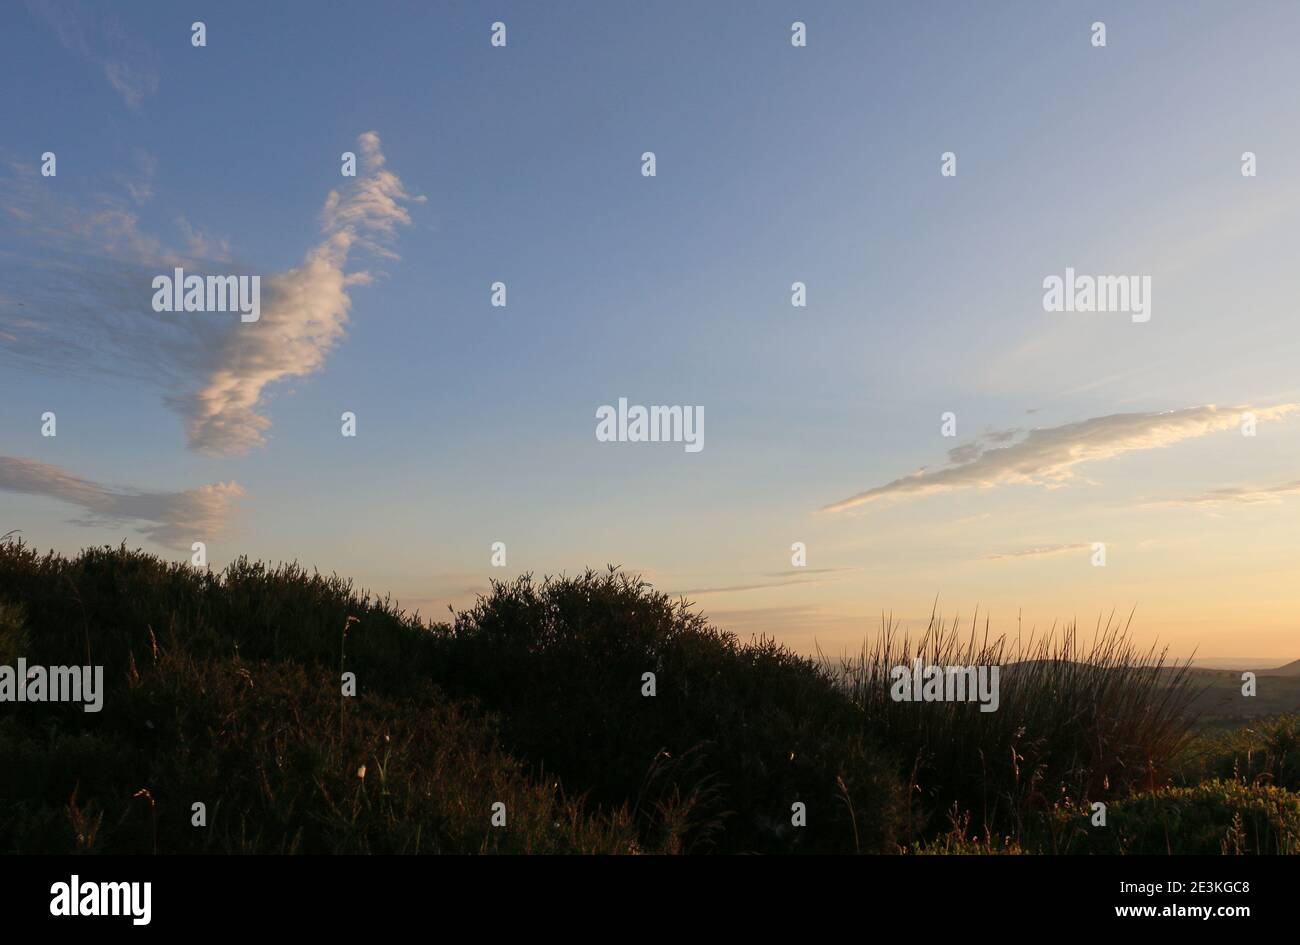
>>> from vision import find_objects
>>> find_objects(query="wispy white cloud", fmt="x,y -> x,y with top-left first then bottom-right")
102,58 -> 157,109
985,542 -> 1091,561
0,159 -> 180,265
701,604 -> 867,643
670,568 -> 857,596
176,132 -> 423,454
0,456 -> 242,549
946,427 -> 1021,464
175,216 -> 230,262
821,404 -> 1299,513
27,0 -> 159,110
1150,479 -> 1300,508
0,132 -> 422,455
117,148 -> 157,205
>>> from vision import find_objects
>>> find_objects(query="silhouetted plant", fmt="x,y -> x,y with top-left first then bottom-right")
439,568 -> 905,853
834,607 -> 1199,842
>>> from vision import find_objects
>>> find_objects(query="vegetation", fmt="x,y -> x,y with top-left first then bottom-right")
835,611 -> 1199,841
1,539 -> 1296,854
1050,780 -> 1300,855
1173,714 -> 1300,793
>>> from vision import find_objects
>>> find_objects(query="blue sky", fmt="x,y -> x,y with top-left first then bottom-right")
3,1 -> 1300,661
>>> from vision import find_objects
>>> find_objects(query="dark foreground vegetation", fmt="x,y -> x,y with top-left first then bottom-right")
1,540 -> 1296,854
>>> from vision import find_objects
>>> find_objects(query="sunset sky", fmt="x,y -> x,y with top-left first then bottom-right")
3,1 -> 1299,663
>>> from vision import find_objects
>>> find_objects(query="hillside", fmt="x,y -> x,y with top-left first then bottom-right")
1002,661 -> 1300,725
2,540 -> 1298,855
1180,667 -> 1300,724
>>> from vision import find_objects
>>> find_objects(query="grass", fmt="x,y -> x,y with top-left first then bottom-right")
0,655 -> 645,854
1173,715 -> 1300,792
1049,780 -> 1300,854
1,538 -> 1296,854
835,608 -> 1200,841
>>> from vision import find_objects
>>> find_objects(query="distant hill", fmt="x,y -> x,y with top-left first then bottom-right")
1178,667 -> 1300,725
1189,658 -> 1300,675
999,661 -> 1300,724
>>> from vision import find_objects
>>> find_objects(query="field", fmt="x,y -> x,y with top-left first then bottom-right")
1181,667 -> 1300,726
1,539 -> 1297,855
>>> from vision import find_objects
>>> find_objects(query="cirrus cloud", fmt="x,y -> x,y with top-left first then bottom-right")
985,542 -> 1091,561
821,404 -> 1299,514
1149,478 -> 1300,508
174,131 -> 423,455
0,455 -> 242,549
0,131 -> 423,456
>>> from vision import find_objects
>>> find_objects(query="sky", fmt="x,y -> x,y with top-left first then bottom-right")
2,1 -> 1299,663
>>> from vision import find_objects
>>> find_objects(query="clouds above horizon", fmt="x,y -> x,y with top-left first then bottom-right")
985,542 -> 1091,561
821,404 -> 1300,514
0,131 -> 422,455
1149,478 -> 1300,508
27,0 -> 159,109
176,131 -> 423,454
0,456 -> 242,549
671,567 -> 858,596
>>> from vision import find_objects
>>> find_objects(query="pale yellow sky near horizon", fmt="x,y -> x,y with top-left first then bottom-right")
387,407 -> 1300,665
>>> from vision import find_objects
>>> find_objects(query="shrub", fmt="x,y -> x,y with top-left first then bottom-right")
0,542 -> 645,853
1048,780 -> 1300,855
0,599 -> 28,665
836,610 -> 1198,841
1175,716 -> 1300,792
437,568 -> 905,853
0,544 -> 906,854
0,542 -> 443,698
0,650 -> 645,854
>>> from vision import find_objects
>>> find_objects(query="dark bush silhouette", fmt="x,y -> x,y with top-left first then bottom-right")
0,543 -> 905,854
0,542 -> 441,698
11,540 -> 1275,855
838,611 -> 1200,840
0,652 -> 644,854
437,568 -> 905,853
